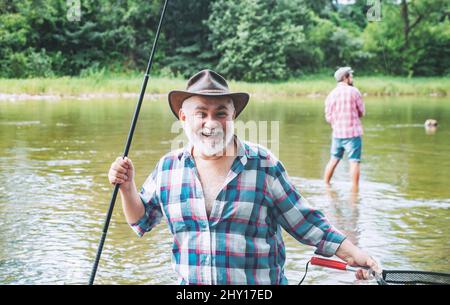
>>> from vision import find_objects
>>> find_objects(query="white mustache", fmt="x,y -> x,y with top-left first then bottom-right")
199,128 -> 223,137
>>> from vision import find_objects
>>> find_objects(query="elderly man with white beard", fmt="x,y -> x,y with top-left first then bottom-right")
108,69 -> 379,285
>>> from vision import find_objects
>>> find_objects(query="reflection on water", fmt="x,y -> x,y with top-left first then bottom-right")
0,97 -> 449,284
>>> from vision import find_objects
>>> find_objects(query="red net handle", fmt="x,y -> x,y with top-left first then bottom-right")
310,257 -> 347,271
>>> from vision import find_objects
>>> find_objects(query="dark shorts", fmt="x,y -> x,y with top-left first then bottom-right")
330,136 -> 362,162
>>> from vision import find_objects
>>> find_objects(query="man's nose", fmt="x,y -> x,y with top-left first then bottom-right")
203,116 -> 220,129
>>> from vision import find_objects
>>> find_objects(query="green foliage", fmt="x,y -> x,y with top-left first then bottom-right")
335,0 -> 369,30
413,20 -> 450,76
362,0 -> 449,76
208,0 -> 311,81
25,49 -> 55,77
5,52 -> 27,78
0,0 -> 448,80
307,17 -> 371,72
161,0 -> 217,78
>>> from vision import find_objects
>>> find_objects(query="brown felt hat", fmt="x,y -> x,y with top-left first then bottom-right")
168,69 -> 249,119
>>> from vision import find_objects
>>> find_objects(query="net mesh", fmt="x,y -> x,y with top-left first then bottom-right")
382,270 -> 450,285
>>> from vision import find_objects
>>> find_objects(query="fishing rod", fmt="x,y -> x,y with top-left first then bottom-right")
88,0 -> 169,285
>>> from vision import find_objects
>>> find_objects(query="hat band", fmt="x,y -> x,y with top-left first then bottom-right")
188,89 -> 230,94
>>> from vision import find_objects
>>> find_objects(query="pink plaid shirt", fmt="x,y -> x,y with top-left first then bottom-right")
325,83 -> 365,138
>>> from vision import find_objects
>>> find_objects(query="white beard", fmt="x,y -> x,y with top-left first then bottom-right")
183,121 -> 235,157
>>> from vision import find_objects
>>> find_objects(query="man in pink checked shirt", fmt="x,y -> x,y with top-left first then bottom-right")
324,67 -> 365,192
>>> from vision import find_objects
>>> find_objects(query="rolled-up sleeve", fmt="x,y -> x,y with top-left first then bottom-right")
269,160 -> 346,257
130,163 -> 163,237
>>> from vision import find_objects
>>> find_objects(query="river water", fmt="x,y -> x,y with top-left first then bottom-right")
0,96 -> 449,284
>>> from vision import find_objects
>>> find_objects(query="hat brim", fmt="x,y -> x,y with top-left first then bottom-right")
168,91 -> 250,119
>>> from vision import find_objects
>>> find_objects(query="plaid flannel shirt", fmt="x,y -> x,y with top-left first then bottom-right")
131,136 -> 346,284
325,83 -> 365,138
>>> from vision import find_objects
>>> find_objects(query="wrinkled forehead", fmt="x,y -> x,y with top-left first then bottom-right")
182,95 -> 234,112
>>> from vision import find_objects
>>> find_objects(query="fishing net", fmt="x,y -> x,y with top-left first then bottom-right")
299,260 -> 450,285
381,270 -> 450,285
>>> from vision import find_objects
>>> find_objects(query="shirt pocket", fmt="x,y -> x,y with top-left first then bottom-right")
164,200 -> 186,233
164,198 -> 206,234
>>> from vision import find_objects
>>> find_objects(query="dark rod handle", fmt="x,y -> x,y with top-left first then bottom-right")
88,184 -> 120,285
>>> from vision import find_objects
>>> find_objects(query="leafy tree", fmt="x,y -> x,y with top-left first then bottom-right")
337,0 -> 372,30
0,0 -> 448,79
208,0 -> 311,81
161,0 -> 217,77
363,0 -> 449,76
305,0 -> 338,17
413,20 -> 450,76
306,16 -> 371,73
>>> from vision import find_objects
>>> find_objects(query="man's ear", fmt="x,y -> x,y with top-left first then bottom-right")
230,99 -> 236,119
179,108 -> 186,122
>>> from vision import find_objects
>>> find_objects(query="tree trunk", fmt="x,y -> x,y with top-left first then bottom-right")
401,0 -> 410,48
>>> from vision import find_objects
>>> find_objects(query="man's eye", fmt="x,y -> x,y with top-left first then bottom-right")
216,112 -> 227,117
195,112 -> 206,118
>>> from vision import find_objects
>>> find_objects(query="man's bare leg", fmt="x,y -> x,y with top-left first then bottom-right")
350,161 -> 360,192
324,158 -> 340,186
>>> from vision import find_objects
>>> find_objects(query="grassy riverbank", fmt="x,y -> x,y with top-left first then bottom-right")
0,74 -> 449,98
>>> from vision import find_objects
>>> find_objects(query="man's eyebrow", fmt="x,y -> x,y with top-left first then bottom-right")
216,105 -> 229,111
194,106 -> 208,111
193,105 -> 229,111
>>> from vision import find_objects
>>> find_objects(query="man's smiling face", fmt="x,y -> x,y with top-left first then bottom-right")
179,95 -> 236,157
